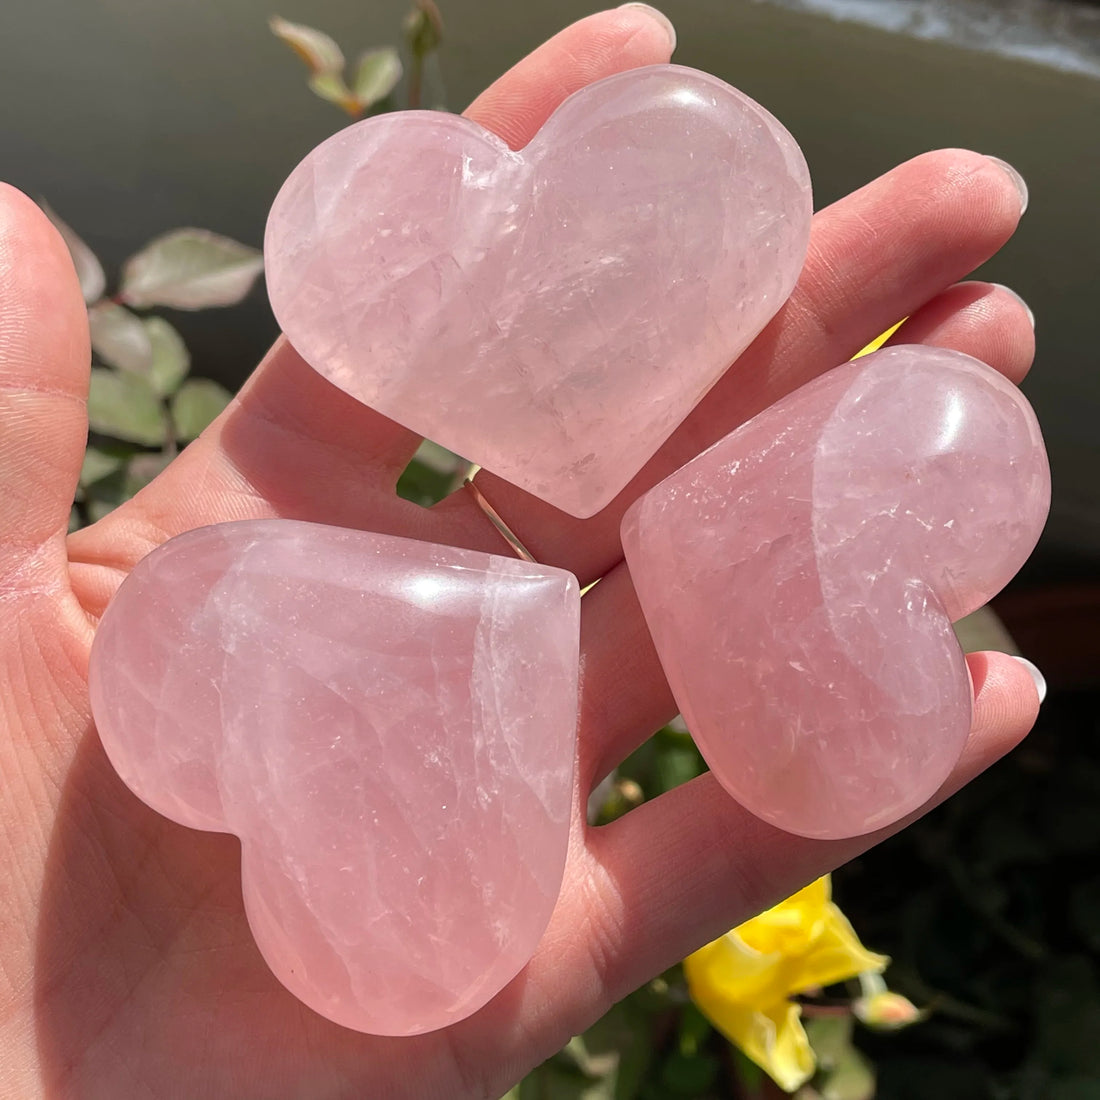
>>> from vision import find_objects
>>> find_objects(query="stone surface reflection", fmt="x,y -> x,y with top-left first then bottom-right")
265,64 -> 812,517
623,347 -> 1050,839
89,520 -> 580,1034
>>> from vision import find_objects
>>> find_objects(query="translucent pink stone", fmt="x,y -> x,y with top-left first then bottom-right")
622,347 -> 1050,839
88,521 -> 580,1034
265,64 -> 812,518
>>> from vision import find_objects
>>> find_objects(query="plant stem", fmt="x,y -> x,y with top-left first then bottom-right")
407,53 -> 423,110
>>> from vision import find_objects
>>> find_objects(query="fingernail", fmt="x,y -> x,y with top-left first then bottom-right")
985,156 -> 1029,216
618,3 -> 677,51
989,283 -> 1036,330
1011,656 -> 1047,704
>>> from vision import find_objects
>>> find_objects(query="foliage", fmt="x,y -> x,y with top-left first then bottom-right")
63,1 -> 449,535
503,726 -> 916,1100
46,207 -> 255,529
836,688 -> 1100,1099
685,876 -> 889,1093
511,604 -> 1056,1100
56,10 -> 1093,1097
271,0 -> 444,117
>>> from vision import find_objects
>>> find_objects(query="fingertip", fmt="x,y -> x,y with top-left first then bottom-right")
0,180 -> 43,226
886,280 -> 1036,383
614,4 -> 677,53
963,649 -> 1043,768
1010,655 -> 1047,704
0,183 -> 77,276
903,149 -> 1026,246
0,182 -> 90,587
983,156 -> 1029,216
987,283 -> 1035,332
0,184 -> 88,394
464,7 -> 675,148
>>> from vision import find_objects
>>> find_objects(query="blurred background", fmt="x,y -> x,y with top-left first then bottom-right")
3,0 -> 1098,1096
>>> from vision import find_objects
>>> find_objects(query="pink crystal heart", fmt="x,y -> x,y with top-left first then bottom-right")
88,521 -> 580,1034
265,64 -> 812,518
622,346 -> 1050,839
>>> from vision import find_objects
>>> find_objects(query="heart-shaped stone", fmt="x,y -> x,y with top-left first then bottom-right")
88,521 -> 580,1034
265,64 -> 812,518
622,346 -> 1050,839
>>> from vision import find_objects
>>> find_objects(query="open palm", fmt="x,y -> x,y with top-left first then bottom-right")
1,8 -> 1040,1098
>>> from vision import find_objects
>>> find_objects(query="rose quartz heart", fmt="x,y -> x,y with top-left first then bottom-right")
622,347 -> 1050,839
88,521 -> 580,1035
265,64 -> 812,518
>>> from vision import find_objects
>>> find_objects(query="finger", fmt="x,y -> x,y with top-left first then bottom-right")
569,278 -> 1039,784
580,649 -> 1039,1009
885,280 -> 1035,383
443,649 -> 1039,1086
0,184 -> 89,593
461,150 -> 1030,584
465,5 -> 676,150
577,263 -> 1039,789
66,6 -> 676,612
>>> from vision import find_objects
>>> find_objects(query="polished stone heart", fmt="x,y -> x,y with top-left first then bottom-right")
88,521 -> 580,1034
622,347 -> 1050,839
265,64 -> 812,518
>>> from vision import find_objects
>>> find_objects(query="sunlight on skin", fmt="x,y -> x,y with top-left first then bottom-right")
0,6 -> 1040,1097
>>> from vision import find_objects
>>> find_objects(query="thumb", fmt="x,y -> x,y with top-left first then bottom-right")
0,183 -> 89,594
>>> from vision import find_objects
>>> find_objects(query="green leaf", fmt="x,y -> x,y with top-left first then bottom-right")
805,1015 -> 855,1073
170,378 -> 232,441
144,316 -> 191,396
659,1051 -> 719,1095
820,1047 -> 875,1100
82,469 -> 128,521
518,1060 -> 611,1100
39,200 -> 106,304
88,301 -> 153,374
353,47 -> 402,110
80,445 -> 128,487
676,1004 -> 714,1058
655,740 -> 706,794
269,15 -> 345,74
307,70 -> 361,116
403,0 -> 443,58
952,604 -> 1019,655
87,368 -> 167,446
83,451 -> 173,521
120,229 -> 264,310
124,451 -> 173,495
563,1035 -> 617,1081
86,496 -> 119,524
731,1047 -> 766,1090
546,1004 -> 656,1100
396,442 -> 467,507
413,440 -> 465,475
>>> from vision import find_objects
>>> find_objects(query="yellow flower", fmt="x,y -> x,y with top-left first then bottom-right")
852,320 -> 905,359
684,876 -> 888,1093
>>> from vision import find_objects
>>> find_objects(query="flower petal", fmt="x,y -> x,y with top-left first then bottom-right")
788,902 -> 889,995
685,933 -> 787,1010
737,876 -> 831,956
690,988 -> 816,1093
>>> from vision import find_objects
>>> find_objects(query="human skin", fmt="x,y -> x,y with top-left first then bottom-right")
0,6 -> 1040,1098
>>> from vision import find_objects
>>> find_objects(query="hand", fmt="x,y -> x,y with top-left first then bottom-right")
1,8 -> 1040,1098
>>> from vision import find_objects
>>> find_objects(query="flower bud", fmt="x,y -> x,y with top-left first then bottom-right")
854,990 -> 922,1031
